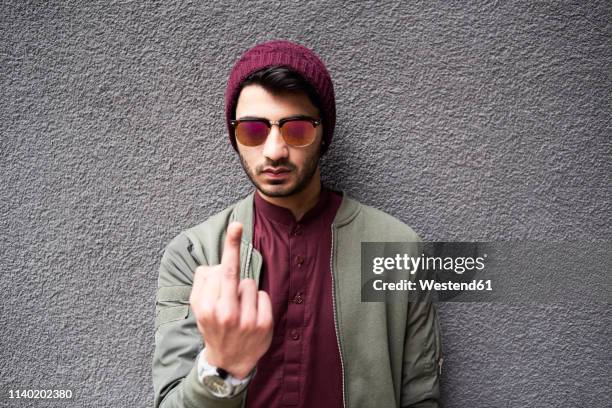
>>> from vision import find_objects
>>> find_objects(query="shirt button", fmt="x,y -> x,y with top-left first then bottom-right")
296,255 -> 304,266
290,329 -> 300,340
292,226 -> 303,236
293,293 -> 304,304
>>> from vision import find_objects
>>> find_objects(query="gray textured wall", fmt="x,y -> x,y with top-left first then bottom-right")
1,1 -> 610,407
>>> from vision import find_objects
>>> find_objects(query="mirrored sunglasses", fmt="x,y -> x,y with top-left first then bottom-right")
230,116 -> 321,147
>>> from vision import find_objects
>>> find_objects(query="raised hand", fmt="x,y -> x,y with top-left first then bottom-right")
189,222 -> 273,379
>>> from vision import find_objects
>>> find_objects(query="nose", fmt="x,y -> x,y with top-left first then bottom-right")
262,124 -> 289,162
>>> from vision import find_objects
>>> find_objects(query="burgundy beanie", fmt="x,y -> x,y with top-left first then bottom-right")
225,40 -> 335,154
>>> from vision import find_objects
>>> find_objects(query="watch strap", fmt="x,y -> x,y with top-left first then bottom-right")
197,349 -> 253,396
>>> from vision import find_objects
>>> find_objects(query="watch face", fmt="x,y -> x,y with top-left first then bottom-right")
203,375 -> 231,398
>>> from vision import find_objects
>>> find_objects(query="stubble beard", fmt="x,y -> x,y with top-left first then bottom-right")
239,149 -> 320,198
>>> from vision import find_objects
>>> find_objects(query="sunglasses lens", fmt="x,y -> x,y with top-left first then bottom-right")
235,121 -> 269,146
282,120 -> 317,147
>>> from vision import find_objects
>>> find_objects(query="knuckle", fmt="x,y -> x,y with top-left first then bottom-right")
239,317 -> 256,332
240,278 -> 256,288
199,303 -> 216,322
216,309 -> 239,327
195,314 -> 207,329
257,316 -> 273,332
239,279 -> 257,293
223,265 -> 238,279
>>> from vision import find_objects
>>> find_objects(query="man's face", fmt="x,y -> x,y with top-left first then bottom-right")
235,84 -> 323,198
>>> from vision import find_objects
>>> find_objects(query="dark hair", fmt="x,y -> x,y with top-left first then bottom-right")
233,66 -> 323,119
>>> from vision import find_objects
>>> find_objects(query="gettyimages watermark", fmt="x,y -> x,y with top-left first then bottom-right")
361,242 -> 611,302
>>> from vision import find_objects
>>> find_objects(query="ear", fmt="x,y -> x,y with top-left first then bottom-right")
318,139 -> 326,158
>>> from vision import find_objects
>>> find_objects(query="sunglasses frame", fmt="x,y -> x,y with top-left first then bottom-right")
230,116 -> 321,147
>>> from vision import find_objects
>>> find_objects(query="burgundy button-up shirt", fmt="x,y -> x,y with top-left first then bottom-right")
246,187 -> 343,407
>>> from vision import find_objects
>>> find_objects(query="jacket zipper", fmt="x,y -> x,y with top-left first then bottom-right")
329,225 -> 347,408
434,306 -> 443,375
245,243 -> 253,279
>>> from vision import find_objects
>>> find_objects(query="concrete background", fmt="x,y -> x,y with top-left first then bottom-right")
1,1 -> 610,407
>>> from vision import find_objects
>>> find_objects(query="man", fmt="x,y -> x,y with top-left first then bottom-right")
152,40 -> 442,408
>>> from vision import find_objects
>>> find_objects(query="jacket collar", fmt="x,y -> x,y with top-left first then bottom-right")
228,189 -> 361,284
332,190 -> 361,227
230,192 -> 256,245
230,189 -> 361,242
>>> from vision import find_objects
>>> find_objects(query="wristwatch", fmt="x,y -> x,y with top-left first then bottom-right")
197,350 -> 253,398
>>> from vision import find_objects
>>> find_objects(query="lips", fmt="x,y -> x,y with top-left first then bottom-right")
262,167 -> 291,175
261,167 -> 291,180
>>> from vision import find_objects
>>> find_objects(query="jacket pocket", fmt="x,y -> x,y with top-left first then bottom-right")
155,285 -> 192,331
155,305 -> 189,331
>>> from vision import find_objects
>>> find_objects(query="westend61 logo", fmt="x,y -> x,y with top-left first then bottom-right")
370,252 -> 491,293
362,242 -> 610,303
361,242 -> 495,301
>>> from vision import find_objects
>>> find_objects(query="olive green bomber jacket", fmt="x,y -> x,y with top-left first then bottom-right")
152,192 -> 442,408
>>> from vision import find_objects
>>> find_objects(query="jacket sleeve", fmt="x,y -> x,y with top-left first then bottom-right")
152,233 -> 247,408
400,298 -> 443,408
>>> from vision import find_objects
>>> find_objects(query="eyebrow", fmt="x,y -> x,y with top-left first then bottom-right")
236,114 -> 317,121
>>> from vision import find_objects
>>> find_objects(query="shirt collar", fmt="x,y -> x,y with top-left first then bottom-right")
254,186 -> 331,227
